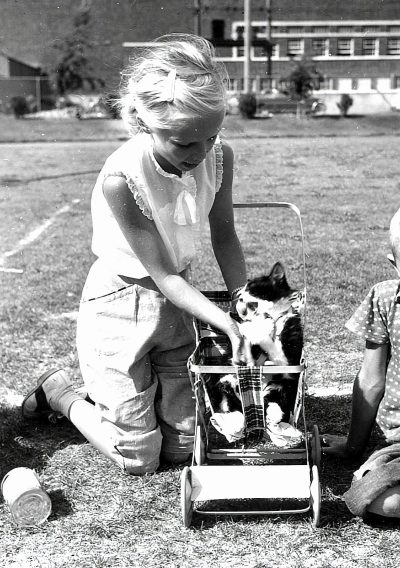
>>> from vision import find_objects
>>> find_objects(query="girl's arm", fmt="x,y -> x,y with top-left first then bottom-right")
323,340 -> 387,458
103,175 -> 253,365
209,143 -> 247,294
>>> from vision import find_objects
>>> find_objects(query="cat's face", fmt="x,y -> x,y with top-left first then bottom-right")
236,262 -> 296,321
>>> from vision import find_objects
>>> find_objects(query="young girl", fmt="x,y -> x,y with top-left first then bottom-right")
22,33 -> 253,475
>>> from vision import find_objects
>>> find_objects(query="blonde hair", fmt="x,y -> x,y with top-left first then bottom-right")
118,33 -> 228,134
390,207 -> 400,263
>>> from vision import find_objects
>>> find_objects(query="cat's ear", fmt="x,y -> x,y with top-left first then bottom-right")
270,262 -> 286,282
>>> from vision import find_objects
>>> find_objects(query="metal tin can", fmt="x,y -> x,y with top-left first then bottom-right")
1,467 -> 52,527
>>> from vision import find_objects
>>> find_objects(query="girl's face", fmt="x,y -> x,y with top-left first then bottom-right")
148,110 -> 225,176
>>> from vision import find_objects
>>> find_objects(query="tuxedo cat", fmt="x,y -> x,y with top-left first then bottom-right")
208,262 -> 304,425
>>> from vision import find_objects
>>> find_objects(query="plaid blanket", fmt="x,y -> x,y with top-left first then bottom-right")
237,366 -> 265,442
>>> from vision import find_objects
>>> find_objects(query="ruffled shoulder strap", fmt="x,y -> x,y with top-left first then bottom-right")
103,171 -> 153,220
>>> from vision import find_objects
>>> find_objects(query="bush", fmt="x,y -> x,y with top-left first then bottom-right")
102,93 -> 120,119
10,96 -> 29,118
239,93 -> 257,119
337,94 -> 353,117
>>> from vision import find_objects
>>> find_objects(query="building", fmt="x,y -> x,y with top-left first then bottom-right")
0,0 -> 399,113
193,0 -> 400,92
0,50 -> 52,112
124,0 -> 400,113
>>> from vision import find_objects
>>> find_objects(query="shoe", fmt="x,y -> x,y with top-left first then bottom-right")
21,368 -> 70,422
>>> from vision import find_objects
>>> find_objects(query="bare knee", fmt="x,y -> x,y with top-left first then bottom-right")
367,486 -> 400,517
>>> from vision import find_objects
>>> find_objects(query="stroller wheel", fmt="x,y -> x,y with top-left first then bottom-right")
181,466 -> 193,528
311,424 -> 321,470
310,464 -> 321,528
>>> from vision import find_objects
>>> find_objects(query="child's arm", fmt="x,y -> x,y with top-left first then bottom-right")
103,175 -> 253,365
208,143 -> 247,294
323,340 -> 388,459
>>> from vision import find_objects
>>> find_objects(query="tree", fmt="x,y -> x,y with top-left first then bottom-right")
52,7 -> 104,95
337,94 -> 353,117
280,59 -> 323,117
239,93 -> 257,119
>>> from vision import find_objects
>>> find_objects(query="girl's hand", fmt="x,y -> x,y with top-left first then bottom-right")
225,312 -> 254,365
321,434 -> 360,460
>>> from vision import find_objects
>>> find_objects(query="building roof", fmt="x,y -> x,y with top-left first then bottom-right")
0,49 -> 41,70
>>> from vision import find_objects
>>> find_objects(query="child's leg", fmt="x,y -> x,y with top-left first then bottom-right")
76,278 -> 164,475
152,339 -> 196,464
80,356 -> 162,475
76,265 -> 197,474
22,368 -> 161,475
367,486 -> 400,517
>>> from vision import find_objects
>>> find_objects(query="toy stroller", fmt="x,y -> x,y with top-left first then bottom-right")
180,202 -> 321,527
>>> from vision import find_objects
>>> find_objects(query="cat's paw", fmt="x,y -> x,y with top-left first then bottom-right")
265,402 -> 284,425
210,411 -> 245,443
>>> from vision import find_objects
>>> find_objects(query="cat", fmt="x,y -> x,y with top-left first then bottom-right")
208,262 -> 304,426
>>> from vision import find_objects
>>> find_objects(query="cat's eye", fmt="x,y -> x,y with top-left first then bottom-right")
248,301 -> 258,310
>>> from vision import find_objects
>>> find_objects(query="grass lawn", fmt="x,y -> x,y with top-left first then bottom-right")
1,113 -> 400,567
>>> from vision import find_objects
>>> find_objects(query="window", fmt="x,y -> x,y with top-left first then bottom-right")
394,77 -> 400,89
325,77 -> 338,90
235,25 -> 244,40
362,26 -> 380,33
388,38 -> 400,55
212,20 -> 225,40
287,39 -> 303,57
338,26 -> 353,34
337,38 -> 352,56
228,77 -> 244,92
362,38 -> 378,56
252,25 -> 266,38
234,25 -> 244,57
260,77 -> 276,91
312,26 -> 329,34
312,38 -> 328,56
287,26 -> 303,34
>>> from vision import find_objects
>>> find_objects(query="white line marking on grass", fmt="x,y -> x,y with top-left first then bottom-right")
0,267 -> 24,273
46,310 -> 78,321
0,198 -> 81,271
308,385 -> 352,397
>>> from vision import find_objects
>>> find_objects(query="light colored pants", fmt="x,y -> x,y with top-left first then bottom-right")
76,261 -> 196,474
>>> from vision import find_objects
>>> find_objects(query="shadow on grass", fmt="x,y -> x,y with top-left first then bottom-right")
0,404 -> 85,519
312,114 -> 366,120
0,405 -> 85,478
47,488 -> 74,520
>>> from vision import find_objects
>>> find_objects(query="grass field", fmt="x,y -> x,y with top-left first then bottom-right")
1,113 -> 400,567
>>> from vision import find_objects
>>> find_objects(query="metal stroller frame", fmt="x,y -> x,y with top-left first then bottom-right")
180,203 -> 321,528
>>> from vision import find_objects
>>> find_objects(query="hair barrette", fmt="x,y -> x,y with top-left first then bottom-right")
161,69 -> 177,103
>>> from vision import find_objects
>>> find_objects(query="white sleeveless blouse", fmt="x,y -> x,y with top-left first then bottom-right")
91,133 -> 223,277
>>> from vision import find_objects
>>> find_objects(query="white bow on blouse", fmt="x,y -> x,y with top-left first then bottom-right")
174,189 -> 199,226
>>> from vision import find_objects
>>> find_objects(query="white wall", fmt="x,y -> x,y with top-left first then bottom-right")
317,91 -> 400,115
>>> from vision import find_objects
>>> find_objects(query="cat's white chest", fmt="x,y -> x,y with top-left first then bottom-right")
239,316 -> 289,366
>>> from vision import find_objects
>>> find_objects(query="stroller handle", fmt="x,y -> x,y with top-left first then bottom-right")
232,201 -> 307,324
